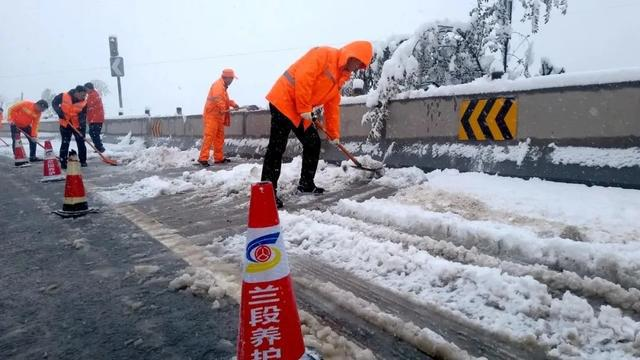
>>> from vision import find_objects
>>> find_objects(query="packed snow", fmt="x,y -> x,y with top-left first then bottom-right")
549,144 -> 640,169
2,132 -> 640,359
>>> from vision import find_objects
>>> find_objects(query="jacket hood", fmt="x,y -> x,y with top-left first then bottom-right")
338,41 -> 373,69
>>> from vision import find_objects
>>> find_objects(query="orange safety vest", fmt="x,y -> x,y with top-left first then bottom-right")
266,41 -> 372,140
59,92 -> 86,128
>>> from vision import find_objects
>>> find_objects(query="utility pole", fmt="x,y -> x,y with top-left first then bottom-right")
502,0 -> 514,73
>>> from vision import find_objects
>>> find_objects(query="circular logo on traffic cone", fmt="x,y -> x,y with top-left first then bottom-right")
237,182 -> 305,360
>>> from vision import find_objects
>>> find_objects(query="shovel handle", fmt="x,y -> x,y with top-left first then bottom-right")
16,128 -> 46,150
310,115 -> 364,168
69,125 -> 118,166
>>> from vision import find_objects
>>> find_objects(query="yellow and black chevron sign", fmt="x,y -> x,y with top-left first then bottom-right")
458,98 -> 518,140
150,119 -> 162,137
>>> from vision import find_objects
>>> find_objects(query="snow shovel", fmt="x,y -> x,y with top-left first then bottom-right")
69,126 -> 118,166
16,128 -> 62,161
311,114 -> 384,177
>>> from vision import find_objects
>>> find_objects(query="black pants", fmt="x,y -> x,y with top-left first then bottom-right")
261,103 -> 321,191
10,124 -> 36,158
88,123 -> 105,151
59,125 -> 87,165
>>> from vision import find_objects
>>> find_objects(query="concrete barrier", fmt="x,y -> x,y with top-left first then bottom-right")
20,80 -> 637,189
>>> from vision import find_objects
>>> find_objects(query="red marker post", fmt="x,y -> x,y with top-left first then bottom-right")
237,181 -> 305,360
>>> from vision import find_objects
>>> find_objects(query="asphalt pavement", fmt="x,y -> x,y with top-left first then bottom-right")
0,156 -> 238,360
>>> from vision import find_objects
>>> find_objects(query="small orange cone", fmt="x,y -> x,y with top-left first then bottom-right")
53,150 -> 98,218
13,131 -> 30,167
41,140 -> 65,182
237,181 -> 305,360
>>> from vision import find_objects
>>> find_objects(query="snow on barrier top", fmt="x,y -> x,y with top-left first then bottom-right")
340,67 -> 640,105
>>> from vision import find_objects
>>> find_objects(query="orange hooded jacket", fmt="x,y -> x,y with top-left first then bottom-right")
203,78 -> 238,129
7,101 -> 42,137
266,40 -> 373,140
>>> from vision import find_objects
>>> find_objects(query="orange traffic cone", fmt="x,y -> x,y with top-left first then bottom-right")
41,140 -> 65,182
13,131 -> 30,167
237,181 -> 305,360
53,150 -> 98,218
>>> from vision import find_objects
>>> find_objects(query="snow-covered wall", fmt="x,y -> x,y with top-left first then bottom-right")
386,82 -> 640,141
29,77 -> 640,188
35,76 -> 638,144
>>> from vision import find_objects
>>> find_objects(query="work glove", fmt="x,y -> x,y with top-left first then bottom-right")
330,138 -> 340,145
300,112 -> 313,121
233,104 -> 240,110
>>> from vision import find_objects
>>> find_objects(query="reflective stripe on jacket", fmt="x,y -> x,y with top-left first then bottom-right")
265,41 -> 372,139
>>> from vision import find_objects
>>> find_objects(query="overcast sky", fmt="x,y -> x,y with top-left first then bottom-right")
1,0 -> 639,116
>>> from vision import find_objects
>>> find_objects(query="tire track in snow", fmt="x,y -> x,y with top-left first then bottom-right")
301,209 -> 640,315
334,198 -> 640,291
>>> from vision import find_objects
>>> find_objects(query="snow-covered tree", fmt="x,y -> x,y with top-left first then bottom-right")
471,0 -> 568,75
90,79 -> 110,97
361,22 -> 482,139
539,57 -> 565,75
40,88 -> 56,118
41,88 -> 54,103
356,1 -> 568,140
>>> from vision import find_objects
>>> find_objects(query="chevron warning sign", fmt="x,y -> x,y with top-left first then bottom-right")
150,119 -> 162,137
458,98 -> 518,140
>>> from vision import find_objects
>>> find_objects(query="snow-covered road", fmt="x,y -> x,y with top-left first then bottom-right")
3,133 -> 640,359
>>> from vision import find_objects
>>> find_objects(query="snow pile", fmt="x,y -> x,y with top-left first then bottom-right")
123,146 -> 199,171
401,67 -> 640,100
340,95 -> 367,105
181,163 -> 263,195
434,140 -> 533,166
298,209 -> 640,313
168,268 -> 228,302
402,140 -> 535,166
97,175 -> 195,204
342,141 -> 383,157
371,166 -> 428,188
300,279 -> 474,360
99,132 -> 146,160
335,197 -> 640,289
278,211 -> 640,359
225,138 -> 270,154
549,144 -> 640,168
417,169 -> 640,244
96,156 -> 393,205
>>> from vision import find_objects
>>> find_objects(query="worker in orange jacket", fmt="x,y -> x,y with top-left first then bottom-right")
85,82 -> 106,153
52,85 -> 88,168
261,41 -> 373,208
7,99 -> 49,161
198,68 -> 239,166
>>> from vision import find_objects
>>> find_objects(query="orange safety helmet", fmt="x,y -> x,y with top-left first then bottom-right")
221,68 -> 238,79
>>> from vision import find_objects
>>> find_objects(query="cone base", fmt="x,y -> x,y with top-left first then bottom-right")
41,175 -> 66,183
14,162 -> 31,167
53,208 -> 99,218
